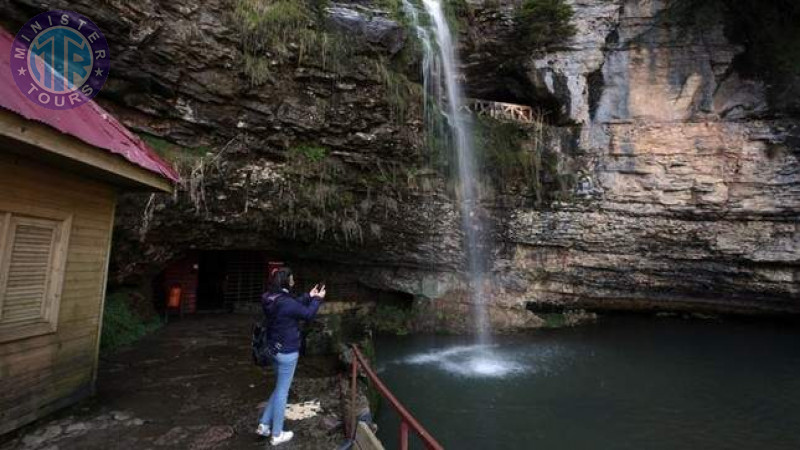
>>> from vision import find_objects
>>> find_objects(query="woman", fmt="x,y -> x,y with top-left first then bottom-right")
256,267 -> 325,446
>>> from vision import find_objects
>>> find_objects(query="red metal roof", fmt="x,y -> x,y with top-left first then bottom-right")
0,28 -> 179,183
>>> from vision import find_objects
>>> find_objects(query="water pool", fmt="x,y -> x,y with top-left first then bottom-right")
373,317 -> 800,450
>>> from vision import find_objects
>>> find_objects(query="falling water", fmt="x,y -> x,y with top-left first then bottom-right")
402,0 -> 490,343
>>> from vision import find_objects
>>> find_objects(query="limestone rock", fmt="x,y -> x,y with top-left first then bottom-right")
326,3 -> 406,55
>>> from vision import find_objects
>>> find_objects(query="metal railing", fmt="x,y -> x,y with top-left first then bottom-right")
348,344 -> 444,450
463,98 -> 536,124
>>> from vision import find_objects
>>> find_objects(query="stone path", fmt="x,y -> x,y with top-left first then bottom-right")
1,315 -> 344,450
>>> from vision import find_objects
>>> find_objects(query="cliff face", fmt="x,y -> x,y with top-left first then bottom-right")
1,0 -> 796,329
472,0 -> 800,320
1,0 -> 465,275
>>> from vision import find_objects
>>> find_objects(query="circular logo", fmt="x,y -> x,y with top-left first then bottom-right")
9,10 -> 110,110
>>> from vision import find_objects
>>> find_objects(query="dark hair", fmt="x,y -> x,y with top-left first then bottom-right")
268,267 -> 293,293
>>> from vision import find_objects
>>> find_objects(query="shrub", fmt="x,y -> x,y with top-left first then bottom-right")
100,290 -> 162,353
290,144 -> 328,162
516,0 -> 576,49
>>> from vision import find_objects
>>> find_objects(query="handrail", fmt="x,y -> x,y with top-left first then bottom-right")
349,344 -> 444,450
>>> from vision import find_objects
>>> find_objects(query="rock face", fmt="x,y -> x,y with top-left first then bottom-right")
479,0 -> 800,318
0,0 -> 797,331
1,0 -> 464,276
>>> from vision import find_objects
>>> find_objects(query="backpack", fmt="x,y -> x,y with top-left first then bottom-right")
252,292 -> 283,366
251,317 -> 276,366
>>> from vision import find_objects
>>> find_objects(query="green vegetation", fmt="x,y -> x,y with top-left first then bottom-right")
515,0 -> 576,49
472,116 -> 574,207
474,116 -> 529,183
276,144 -> 374,244
139,133 -> 209,172
234,0 -> 354,84
374,0 -> 404,22
375,58 -> 424,122
539,313 -> 567,328
443,0 -> 471,33
368,304 -> 413,335
289,144 -> 328,162
242,53 -> 272,87
375,0 -> 471,29
234,0 -> 424,122
100,290 -> 162,353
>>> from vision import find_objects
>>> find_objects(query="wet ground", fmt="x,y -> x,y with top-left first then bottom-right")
1,314 -> 345,450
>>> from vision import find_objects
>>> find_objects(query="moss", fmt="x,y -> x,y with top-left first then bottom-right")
515,0 -> 576,49
368,304 -> 412,335
235,0 -> 312,53
275,145 -> 380,244
289,144 -> 328,162
539,313 -> 567,328
374,0 -> 404,22
471,116 -> 575,207
234,0 -> 356,82
242,53 -> 272,86
443,0 -> 471,33
474,116 -> 528,181
373,55 -> 424,123
101,290 -> 162,353
139,133 -> 209,171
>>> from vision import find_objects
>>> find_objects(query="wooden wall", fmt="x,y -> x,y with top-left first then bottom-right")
0,152 -> 116,435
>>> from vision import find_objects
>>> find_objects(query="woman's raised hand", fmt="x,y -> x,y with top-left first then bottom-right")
310,283 -> 326,299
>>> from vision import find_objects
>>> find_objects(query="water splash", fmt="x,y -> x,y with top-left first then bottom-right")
403,0 -> 491,342
404,345 -> 525,378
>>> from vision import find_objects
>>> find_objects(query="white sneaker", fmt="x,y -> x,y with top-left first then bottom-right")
270,431 -> 294,446
256,423 -> 270,437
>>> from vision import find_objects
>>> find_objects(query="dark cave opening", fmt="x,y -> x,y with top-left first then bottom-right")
152,251 -> 414,316
587,66 -> 605,121
463,62 -> 569,124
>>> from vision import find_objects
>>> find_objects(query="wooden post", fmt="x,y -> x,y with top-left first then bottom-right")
91,197 -> 116,388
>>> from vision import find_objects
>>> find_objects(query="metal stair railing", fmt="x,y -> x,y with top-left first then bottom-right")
348,344 -> 444,450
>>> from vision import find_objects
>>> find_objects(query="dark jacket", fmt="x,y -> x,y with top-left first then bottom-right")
261,290 -> 322,354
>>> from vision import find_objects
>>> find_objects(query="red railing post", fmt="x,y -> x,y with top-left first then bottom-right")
348,344 -> 445,450
349,349 -> 358,439
400,420 -> 409,450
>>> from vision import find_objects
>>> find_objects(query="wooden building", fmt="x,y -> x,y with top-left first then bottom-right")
0,28 -> 178,434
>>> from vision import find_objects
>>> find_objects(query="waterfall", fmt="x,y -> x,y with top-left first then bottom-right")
403,0 -> 490,342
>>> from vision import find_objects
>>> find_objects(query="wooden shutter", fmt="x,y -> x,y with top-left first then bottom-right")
0,217 -> 59,324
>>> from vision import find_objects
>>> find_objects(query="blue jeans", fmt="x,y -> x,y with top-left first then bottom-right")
259,351 -> 299,435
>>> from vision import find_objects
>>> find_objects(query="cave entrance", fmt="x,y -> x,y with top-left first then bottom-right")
158,251 -> 273,314
158,252 -> 414,315
196,252 -> 226,311
463,62 -> 567,124
197,251 -> 273,312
